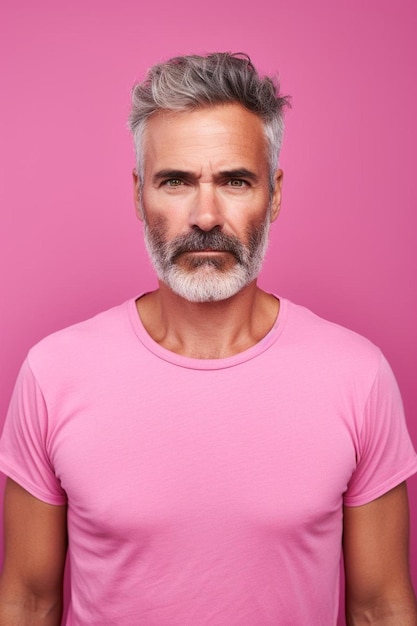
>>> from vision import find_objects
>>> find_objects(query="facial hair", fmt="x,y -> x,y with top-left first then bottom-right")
142,214 -> 271,303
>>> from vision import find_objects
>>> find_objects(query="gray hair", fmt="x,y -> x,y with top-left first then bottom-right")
128,52 -> 290,189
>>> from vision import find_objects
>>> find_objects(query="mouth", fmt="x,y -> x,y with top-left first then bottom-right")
174,248 -> 232,261
186,249 -> 230,254
174,249 -> 236,271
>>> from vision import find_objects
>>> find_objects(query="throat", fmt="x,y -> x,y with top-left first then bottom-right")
136,288 -> 279,360
161,334 -> 258,359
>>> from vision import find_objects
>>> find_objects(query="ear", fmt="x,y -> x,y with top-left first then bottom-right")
269,169 -> 283,223
132,169 -> 143,221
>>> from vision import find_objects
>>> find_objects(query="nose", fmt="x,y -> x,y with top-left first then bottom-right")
188,184 -> 224,232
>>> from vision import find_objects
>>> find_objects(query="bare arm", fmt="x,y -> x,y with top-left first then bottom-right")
343,481 -> 417,625
0,478 -> 67,625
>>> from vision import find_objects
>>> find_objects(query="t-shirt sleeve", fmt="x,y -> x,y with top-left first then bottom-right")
0,358 -> 67,505
344,352 -> 417,506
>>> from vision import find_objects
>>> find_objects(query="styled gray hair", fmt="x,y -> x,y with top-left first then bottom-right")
128,52 -> 290,189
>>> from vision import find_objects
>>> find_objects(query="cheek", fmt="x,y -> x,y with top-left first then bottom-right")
241,208 -> 269,232
142,193 -> 188,232
143,210 -> 168,240
242,213 -> 270,247
224,192 -> 270,224
143,210 -> 189,248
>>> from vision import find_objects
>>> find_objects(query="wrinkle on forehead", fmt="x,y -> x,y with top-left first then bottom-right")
142,103 -> 269,181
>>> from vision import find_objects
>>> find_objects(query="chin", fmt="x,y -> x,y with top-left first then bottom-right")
164,266 -> 254,303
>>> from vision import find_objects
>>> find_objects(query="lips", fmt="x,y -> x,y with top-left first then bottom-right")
175,248 -> 231,261
169,230 -> 245,264
188,248 -> 230,254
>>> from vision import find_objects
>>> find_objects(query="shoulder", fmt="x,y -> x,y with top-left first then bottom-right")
283,299 -> 380,350
280,298 -> 384,381
26,299 -> 136,381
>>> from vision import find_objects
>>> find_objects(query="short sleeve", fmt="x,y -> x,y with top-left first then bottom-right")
344,353 -> 417,506
0,359 -> 67,505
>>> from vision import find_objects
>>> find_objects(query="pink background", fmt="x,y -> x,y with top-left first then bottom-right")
1,0 -> 416,623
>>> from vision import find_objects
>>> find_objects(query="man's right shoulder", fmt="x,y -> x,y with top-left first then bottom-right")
26,299 -> 134,378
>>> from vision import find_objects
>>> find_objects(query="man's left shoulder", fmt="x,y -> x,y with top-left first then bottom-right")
283,298 -> 383,371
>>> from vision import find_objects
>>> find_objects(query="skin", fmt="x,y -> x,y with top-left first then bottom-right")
0,479 -> 67,625
343,482 -> 417,624
133,104 -> 282,359
0,102 -> 416,624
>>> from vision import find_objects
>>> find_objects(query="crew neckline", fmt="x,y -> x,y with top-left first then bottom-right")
127,295 -> 287,370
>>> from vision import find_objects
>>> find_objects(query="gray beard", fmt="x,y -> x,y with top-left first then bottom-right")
142,216 -> 271,303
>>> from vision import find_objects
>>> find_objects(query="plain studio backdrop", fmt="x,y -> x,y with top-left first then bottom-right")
1,1 -> 416,623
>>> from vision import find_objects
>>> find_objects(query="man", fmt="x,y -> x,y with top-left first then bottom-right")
0,53 -> 416,625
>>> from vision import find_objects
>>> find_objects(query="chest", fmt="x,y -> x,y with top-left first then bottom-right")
48,364 -> 358,542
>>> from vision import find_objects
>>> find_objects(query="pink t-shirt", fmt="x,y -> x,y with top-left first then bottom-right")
1,297 -> 416,625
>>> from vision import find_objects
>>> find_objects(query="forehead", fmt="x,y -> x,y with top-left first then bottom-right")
142,103 -> 269,174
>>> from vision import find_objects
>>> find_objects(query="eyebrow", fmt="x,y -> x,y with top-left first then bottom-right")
152,168 -> 259,184
217,169 -> 259,181
152,169 -> 194,183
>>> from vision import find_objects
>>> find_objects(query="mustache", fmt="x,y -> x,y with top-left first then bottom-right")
166,228 -> 246,264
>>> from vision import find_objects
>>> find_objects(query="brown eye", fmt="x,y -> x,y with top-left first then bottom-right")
228,179 -> 246,187
165,179 -> 183,187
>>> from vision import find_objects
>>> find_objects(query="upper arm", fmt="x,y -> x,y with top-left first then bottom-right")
0,478 -> 67,619
343,481 -> 417,623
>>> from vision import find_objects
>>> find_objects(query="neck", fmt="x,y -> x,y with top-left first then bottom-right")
136,281 -> 279,359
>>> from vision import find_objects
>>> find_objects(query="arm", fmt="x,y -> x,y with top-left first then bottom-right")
0,478 -> 67,625
343,481 -> 417,625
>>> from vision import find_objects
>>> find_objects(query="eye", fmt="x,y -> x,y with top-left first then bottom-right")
227,179 -> 247,188
164,178 -> 183,187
